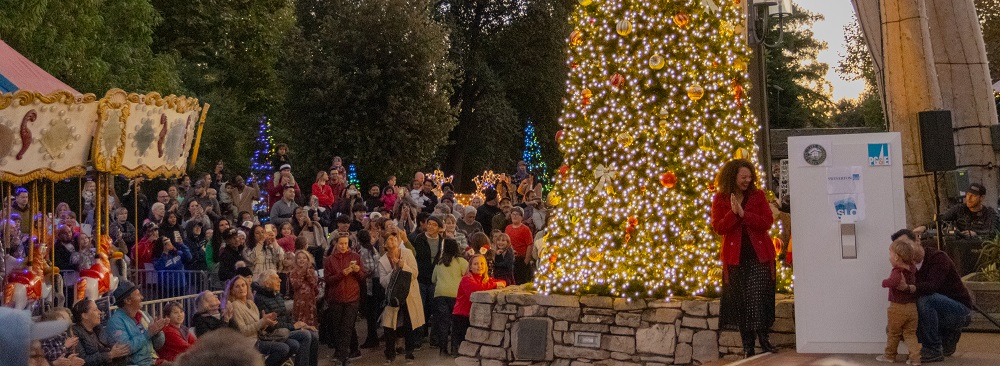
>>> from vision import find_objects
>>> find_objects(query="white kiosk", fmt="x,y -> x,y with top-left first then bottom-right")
789,132 -> 908,353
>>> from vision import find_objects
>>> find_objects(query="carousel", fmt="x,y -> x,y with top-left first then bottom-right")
0,39 -> 208,312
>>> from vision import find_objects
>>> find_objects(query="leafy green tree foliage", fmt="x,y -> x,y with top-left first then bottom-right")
285,0 -> 458,185
0,0 -> 181,94
764,5 -> 834,129
436,0 -> 573,188
976,0 -> 1000,82
150,0 -> 296,175
835,17 -> 886,130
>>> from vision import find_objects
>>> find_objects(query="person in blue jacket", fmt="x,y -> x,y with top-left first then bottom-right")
107,280 -> 168,366
153,236 -> 193,298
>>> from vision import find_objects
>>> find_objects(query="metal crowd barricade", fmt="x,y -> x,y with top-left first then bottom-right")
130,268 -> 210,301
110,291 -> 223,327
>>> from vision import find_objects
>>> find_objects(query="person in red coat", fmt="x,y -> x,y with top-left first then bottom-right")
156,302 -> 196,362
311,171 -> 335,208
451,255 -> 506,354
710,159 -> 775,357
323,235 -> 366,365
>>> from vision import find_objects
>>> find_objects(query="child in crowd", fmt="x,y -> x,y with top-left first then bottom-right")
157,302 -> 196,361
289,250 -> 318,327
270,143 -> 291,172
452,255 -> 505,354
491,232 -> 516,285
877,238 -> 921,365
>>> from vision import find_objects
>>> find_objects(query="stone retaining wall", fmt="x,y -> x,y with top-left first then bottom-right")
456,287 -> 795,366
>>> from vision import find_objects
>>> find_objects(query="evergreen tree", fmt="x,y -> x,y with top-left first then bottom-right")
522,121 -> 550,187
834,17 -> 885,130
763,5 -> 834,129
249,116 -> 274,215
537,0 -> 787,297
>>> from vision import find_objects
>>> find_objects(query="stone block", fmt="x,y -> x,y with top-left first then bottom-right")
580,314 -> 614,324
580,295 -> 614,308
775,299 -> 795,319
636,323 -> 676,356
518,305 -> 545,317
674,342 -> 693,364
692,330 -> 720,363
554,320 -> 569,331
456,356 -> 481,366
638,356 -> 674,364
467,327 -> 504,346
481,360 -> 505,366
471,303 -> 494,328
506,292 -> 538,306
601,335 -> 635,354
570,361 -> 594,366
569,323 -> 610,333
709,300 -> 720,315
718,330 -> 741,347
548,307 -> 582,322
562,332 -> 575,344
681,300 -> 708,316
772,332 -> 796,346
471,290 -> 498,304
610,352 -> 631,361
613,298 -> 647,311
708,317 -> 719,330
772,317 -> 795,333
552,360 -> 572,366
480,345 -> 507,360
722,354 -> 742,361
491,313 -> 509,331
682,316 -> 708,329
615,312 -> 641,327
582,308 -> 616,316
498,304 -> 518,314
459,342 -> 481,357
553,345 -> 610,360
646,299 -> 683,308
535,294 -> 580,307
553,331 -> 563,344
596,360 -> 639,366
641,308 -> 682,323
678,328 -> 693,343
610,326 -> 635,335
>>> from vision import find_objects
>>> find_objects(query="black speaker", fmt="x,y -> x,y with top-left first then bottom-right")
919,110 -> 956,172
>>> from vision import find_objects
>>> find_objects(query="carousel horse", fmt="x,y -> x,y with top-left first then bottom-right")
4,238 -> 54,310
75,235 -> 123,303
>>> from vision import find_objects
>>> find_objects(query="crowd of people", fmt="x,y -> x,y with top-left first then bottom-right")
1,145 -> 553,366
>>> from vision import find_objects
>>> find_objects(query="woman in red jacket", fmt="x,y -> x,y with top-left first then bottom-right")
710,159 -> 776,357
312,171 -> 335,208
323,235 -> 366,365
452,255 -> 506,354
156,301 -> 196,362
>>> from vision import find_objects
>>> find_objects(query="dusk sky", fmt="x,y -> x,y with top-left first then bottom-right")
797,0 -> 866,101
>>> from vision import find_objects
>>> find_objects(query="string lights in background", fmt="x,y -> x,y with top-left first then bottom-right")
523,121 -> 550,189
249,116 -> 273,219
347,164 -> 359,187
537,0 -> 792,299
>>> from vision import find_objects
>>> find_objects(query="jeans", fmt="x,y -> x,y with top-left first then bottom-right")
289,329 -> 319,366
431,297 -> 456,348
257,340 -> 290,366
451,315 -> 470,354
362,281 -> 385,345
329,301 -> 359,360
917,293 -> 971,357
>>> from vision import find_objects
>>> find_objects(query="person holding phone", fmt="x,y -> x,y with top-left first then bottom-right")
710,159 -> 776,357
323,235 -> 366,365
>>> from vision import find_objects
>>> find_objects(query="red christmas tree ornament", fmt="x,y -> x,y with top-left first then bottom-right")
659,171 -> 677,188
609,73 -> 625,88
559,164 -> 570,177
556,129 -> 565,143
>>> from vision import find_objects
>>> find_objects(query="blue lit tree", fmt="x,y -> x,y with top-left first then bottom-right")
249,116 -> 273,218
523,120 -> 550,188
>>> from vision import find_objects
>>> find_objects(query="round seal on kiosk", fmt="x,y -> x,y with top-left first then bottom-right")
803,144 -> 827,165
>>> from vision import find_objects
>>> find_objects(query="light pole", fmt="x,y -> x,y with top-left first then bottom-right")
746,0 -> 792,190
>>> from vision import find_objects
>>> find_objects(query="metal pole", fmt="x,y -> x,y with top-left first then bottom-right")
933,171 -> 942,250
747,1 -> 774,189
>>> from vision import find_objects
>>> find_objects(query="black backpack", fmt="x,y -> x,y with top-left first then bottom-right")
385,267 -> 412,307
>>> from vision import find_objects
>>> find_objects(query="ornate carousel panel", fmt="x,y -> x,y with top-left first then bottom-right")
0,90 -> 99,184
91,89 -> 202,178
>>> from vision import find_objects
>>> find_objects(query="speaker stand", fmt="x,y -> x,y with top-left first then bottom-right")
933,171 -> 943,250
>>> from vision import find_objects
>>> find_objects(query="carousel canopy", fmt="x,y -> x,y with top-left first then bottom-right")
0,39 -> 80,95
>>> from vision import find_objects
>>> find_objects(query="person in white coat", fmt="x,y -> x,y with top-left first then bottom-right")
378,231 -> 425,362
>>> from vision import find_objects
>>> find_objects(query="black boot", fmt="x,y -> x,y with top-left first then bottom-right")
740,330 -> 757,357
757,331 -> 778,353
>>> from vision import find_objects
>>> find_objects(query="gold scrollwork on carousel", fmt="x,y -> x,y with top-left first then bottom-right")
127,91 -> 201,114
0,167 -> 88,185
91,89 -> 130,172
0,90 -> 99,110
112,164 -> 187,179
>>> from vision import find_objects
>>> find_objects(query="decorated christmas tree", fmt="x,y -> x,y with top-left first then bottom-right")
522,120 -> 550,188
537,0 -> 766,298
249,116 -> 274,217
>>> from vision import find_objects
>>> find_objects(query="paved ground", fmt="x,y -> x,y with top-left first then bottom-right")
317,322 -> 1000,366
709,332 -> 1000,366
